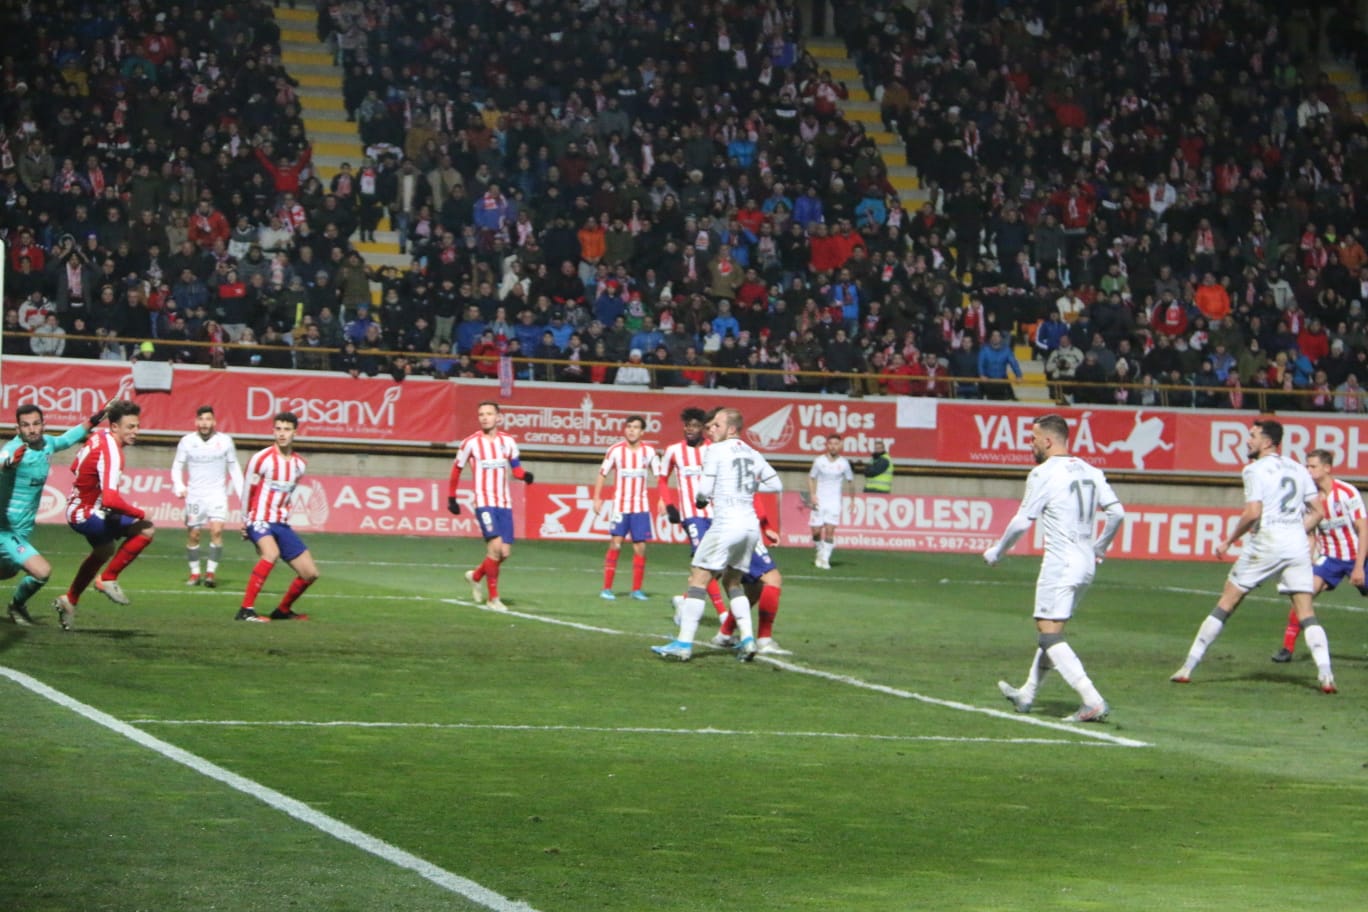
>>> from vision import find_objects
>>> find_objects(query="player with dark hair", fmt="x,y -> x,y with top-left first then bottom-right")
237,412 -> 320,622
1171,419 -> 1336,693
985,414 -> 1125,722
1,402 -> 109,625
172,405 -> 243,587
659,407 -> 730,620
56,400 -> 156,630
593,415 -> 659,600
449,400 -> 534,612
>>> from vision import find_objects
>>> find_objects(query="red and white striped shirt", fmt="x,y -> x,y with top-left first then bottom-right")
66,429 -> 128,524
454,431 -> 521,509
1316,479 -> 1365,562
599,441 -> 660,514
658,439 -> 712,520
243,445 -> 307,524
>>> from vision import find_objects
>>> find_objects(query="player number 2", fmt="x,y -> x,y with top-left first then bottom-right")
1069,479 -> 1096,522
1277,476 -> 1299,516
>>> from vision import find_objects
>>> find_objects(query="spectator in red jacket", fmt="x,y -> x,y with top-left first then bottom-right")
808,223 -> 846,273
188,199 -> 230,250
254,142 -> 313,196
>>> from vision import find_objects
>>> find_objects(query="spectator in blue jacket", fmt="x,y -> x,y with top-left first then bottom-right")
793,186 -> 825,229
594,282 -> 627,326
629,316 -> 664,355
711,301 -> 741,340
455,305 -> 487,354
977,329 -> 1023,400
1033,311 -> 1069,360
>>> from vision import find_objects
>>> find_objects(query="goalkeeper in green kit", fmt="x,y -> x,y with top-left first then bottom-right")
0,402 -> 111,625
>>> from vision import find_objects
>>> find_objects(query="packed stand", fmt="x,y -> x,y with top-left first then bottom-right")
3,0 -> 1367,413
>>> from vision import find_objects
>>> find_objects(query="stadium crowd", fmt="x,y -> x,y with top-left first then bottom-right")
2,0 -> 1368,412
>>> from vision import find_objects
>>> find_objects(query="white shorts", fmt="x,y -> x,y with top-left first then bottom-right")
1232,533 -> 1314,594
1033,558 -> 1094,621
184,496 -> 229,528
810,500 -> 841,527
692,522 -> 760,574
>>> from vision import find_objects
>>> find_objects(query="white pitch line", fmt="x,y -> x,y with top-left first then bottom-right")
0,666 -> 542,912
437,599 -> 1152,749
126,718 -> 1121,748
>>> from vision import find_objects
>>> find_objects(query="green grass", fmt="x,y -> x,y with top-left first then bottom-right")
2,528 -> 1367,911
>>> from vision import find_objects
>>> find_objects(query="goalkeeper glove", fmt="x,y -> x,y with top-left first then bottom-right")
3,446 -> 26,469
694,493 -> 710,510
447,497 -> 462,515
665,504 -> 682,524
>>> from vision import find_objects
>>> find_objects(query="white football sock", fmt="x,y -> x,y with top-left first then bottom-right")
1302,620 -> 1333,677
1046,642 -> 1103,706
677,591 -> 708,643
1182,611 -> 1228,671
728,592 -> 754,640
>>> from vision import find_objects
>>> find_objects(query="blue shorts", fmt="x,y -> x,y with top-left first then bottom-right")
683,517 -> 710,553
685,516 -> 776,582
0,531 -> 38,578
609,511 -> 654,542
1313,555 -> 1368,594
247,521 -> 309,562
476,506 -> 515,544
70,513 -> 139,548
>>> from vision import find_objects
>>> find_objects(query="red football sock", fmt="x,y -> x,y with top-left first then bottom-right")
757,586 -> 781,639
706,579 -> 727,616
631,554 -> 646,591
278,576 -> 315,612
485,558 -> 501,599
67,552 -> 107,604
471,558 -> 486,581
603,548 -> 619,589
241,559 -> 275,609
1282,608 -> 1301,653
100,534 -> 152,581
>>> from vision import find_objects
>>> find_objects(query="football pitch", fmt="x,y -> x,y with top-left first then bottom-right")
2,528 -> 1366,912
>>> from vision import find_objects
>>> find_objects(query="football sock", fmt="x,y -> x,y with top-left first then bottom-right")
677,587 -> 708,642
727,587 -> 754,640
13,573 -> 46,607
207,544 -> 223,574
719,612 -> 735,636
1281,608 -> 1301,653
706,579 -> 727,616
631,554 -> 646,591
1019,648 -> 1050,702
278,576 -> 315,612
67,552 -> 107,603
1300,617 -> 1333,677
187,546 -> 201,576
603,548 -> 619,589
1181,607 -> 1230,672
756,586 -> 780,639
472,558 -> 489,582
484,559 -> 501,600
825,540 -> 836,563
1045,641 -> 1103,706
242,558 -> 275,609
101,534 -> 152,581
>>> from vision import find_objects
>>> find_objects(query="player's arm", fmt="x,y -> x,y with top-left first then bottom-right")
51,422 -> 91,453
0,440 -> 24,470
1094,499 -> 1126,561
171,439 -> 189,498
807,463 -> 819,507
696,450 -> 719,509
985,474 -> 1042,564
508,440 -> 533,483
754,497 -> 779,544
1351,509 -> 1368,586
591,455 -> 612,515
97,447 -> 145,520
226,439 -> 245,499
446,451 -> 465,515
657,449 -> 681,522
755,454 -> 783,493
1216,500 -> 1263,559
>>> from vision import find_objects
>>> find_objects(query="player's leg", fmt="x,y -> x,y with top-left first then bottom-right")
602,535 -> 623,598
205,518 -> 225,587
186,520 -> 203,584
268,527 -> 317,620
1288,566 -> 1336,692
98,518 -> 156,602
753,568 -> 789,654
722,564 -> 757,660
822,521 -> 837,566
1277,570 -> 1331,662
810,518 -> 823,566
6,544 -> 51,626
239,529 -> 281,621
654,563 -> 716,660
679,518 -> 728,621
1171,573 -> 1250,682
56,527 -> 118,630
629,530 -> 648,599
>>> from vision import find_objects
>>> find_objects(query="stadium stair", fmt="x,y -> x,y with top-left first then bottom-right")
804,39 -> 931,210
276,7 -> 406,307
1323,60 -> 1368,122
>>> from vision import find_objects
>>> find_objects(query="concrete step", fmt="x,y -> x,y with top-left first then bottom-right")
826,63 -> 859,81
299,106 -> 349,122
842,99 -> 879,113
282,48 -> 333,67
280,27 -> 317,44
303,117 -> 359,139
296,91 -> 346,113
282,39 -> 329,55
311,139 -> 361,158
282,61 -> 338,78
1328,68 -> 1352,84
843,108 -> 881,124
889,174 -> 922,192
276,7 -> 315,24
295,71 -> 342,88
867,130 -> 898,144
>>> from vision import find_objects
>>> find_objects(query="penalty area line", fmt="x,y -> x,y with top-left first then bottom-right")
439,599 -> 1152,749
0,665 -> 543,912
128,717 -> 1122,748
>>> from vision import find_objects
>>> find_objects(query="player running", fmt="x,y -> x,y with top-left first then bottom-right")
237,412 -> 320,622
0,403 -> 108,625
593,415 -> 660,600
1271,448 -> 1366,663
56,400 -> 157,629
172,405 -> 244,588
448,400 -> 534,612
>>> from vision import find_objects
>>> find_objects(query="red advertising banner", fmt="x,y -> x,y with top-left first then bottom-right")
777,492 -> 1244,562
6,357 -> 1364,477
31,464 -> 1241,562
